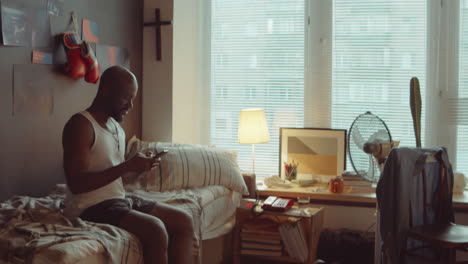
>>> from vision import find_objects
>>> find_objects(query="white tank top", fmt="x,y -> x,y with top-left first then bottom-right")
64,111 -> 126,218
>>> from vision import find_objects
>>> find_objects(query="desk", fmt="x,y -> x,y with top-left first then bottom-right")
258,185 -> 468,212
260,185 -> 468,264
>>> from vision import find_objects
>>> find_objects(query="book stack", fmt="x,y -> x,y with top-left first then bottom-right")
240,219 -> 283,257
278,221 -> 309,262
342,171 -> 373,187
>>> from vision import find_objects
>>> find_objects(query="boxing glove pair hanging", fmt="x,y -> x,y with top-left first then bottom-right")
62,31 -> 100,84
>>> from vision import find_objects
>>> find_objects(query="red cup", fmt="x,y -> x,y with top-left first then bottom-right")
329,177 -> 344,193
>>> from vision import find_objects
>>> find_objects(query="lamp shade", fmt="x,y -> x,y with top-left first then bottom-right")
238,108 -> 270,144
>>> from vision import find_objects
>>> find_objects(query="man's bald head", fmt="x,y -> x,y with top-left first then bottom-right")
93,66 -> 138,122
98,66 -> 137,96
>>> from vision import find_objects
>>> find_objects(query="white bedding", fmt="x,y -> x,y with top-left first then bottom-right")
0,185 -> 240,264
200,191 -> 240,240
0,195 -> 143,264
128,185 -> 241,240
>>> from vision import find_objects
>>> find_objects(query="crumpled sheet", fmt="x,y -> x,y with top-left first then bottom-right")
0,188 -> 206,264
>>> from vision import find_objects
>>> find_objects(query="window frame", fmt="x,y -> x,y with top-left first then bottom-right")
201,0 -> 466,177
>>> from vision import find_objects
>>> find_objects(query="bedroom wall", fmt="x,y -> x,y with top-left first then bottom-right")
0,0 -> 143,201
172,0 -> 199,144
142,0 -> 174,142
172,0 -> 210,145
142,0 -> 209,145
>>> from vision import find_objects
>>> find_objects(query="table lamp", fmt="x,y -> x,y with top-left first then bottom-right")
238,108 -> 270,174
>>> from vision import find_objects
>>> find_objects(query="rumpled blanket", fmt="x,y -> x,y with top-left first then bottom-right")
0,187 -> 205,264
0,195 -> 143,264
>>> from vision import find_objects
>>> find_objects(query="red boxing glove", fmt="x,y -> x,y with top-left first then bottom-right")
61,32 -> 86,79
81,41 -> 100,84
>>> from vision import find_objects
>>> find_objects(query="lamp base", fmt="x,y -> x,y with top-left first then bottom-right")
251,144 -> 256,174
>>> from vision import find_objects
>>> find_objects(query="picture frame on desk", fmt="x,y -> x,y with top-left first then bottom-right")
280,128 -> 347,180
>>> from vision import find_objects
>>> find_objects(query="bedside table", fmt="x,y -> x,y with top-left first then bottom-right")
233,199 -> 324,264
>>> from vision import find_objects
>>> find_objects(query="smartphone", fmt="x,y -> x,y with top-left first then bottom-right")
155,149 -> 169,158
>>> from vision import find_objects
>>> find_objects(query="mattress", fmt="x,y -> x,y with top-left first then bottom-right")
200,191 -> 240,239
129,185 -> 242,240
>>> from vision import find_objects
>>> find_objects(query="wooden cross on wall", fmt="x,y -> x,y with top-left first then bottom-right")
144,8 -> 172,61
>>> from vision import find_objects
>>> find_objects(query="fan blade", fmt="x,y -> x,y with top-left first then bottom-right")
368,129 -> 389,143
352,126 -> 365,149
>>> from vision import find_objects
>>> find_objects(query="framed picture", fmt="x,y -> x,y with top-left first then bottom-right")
279,128 -> 347,179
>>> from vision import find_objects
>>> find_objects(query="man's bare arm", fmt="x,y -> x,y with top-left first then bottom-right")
62,114 -> 156,194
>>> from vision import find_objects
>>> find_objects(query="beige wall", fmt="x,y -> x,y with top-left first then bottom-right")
173,0 -> 204,144
143,0 -> 174,142
144,0 -> 209,144
0,0 -> 143,201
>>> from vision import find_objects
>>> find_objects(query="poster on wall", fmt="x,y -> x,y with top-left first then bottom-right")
1,2 -> 28,46
96,44 -> 130,72
13,64 -> 54,116
47,0 -> 64,16
1,0 -> 50,47
32,50 -> 53,64
82,18 -> 99,43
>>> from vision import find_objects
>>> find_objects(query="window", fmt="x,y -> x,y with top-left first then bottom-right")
207,0 -> 468,180
210,0 -> 305,179
458,0 -> 468,174
331,0 -> 427,177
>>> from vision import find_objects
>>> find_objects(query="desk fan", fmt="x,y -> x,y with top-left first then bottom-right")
348,112 -> 397,182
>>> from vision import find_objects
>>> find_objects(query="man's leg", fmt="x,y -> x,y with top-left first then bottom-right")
119,210 -> 169,264
148,203 -> 194,264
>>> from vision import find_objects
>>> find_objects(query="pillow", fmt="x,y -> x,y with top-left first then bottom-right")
125,136 -> 194,160
125,137 -> 249,195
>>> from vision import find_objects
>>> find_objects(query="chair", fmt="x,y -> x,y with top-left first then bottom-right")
376,147 -> 468,264
405,223 -> 468,263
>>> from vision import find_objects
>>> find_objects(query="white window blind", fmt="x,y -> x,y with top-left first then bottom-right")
331,0 -> 427,173
457,1 -> 468,174
210,0 -> 305,179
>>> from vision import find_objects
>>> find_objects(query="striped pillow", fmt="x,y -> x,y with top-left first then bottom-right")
124,138 -> 249,195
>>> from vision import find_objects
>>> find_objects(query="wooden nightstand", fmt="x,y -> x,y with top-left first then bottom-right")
233,199 -> 324,264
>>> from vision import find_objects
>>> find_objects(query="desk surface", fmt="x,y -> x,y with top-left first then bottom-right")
257,185 -> 468,212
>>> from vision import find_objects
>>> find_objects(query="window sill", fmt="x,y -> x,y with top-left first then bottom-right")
258,184 -> 468,212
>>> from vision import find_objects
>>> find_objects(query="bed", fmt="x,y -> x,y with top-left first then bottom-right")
0,185 -> 242,264
0,138 -> 250,264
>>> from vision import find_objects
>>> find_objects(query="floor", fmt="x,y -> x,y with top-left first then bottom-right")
239,257 -> 326,264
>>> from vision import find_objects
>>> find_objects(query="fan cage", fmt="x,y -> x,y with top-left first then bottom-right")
347,111 -> 392,182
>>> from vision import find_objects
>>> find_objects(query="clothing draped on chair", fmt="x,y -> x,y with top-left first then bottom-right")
376,147 -> 455,264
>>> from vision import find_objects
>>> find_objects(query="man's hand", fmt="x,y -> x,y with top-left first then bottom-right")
125,152 -> 161,172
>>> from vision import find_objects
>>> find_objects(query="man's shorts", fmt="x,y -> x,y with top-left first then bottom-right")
79,196 -> 157,227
